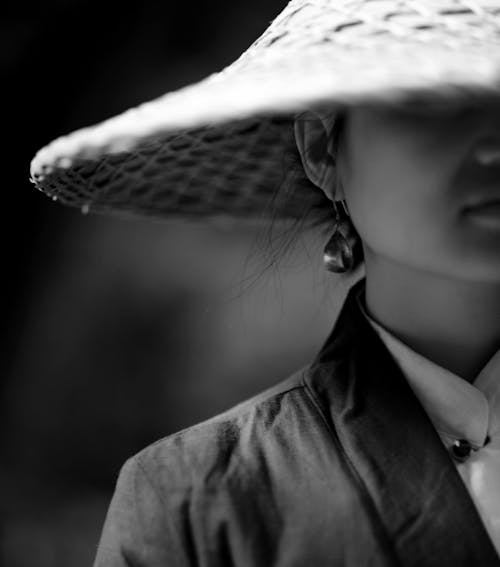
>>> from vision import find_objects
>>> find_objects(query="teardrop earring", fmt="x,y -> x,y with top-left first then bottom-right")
323,200 -> 362,273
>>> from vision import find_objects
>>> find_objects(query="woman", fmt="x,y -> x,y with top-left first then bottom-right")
30,1 -> 500,565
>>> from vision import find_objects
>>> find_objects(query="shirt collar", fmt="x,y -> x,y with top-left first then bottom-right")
353,280 -> 500,449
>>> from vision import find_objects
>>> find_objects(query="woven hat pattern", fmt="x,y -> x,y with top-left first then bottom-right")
30,0 -> 500,223
32,116 -> 327,223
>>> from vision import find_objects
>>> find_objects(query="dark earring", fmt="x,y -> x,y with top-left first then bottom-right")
323,200 -> 362,273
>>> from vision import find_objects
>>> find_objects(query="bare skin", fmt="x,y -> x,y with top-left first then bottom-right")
362,249 -> 500,382
296,95 -> 500,382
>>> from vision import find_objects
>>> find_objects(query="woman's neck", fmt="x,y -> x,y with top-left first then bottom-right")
363,252 -> 500,382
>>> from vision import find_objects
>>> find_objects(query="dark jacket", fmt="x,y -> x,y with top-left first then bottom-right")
93,277 -> 500,567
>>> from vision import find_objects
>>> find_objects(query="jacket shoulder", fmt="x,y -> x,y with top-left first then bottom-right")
131,365 -> 312,488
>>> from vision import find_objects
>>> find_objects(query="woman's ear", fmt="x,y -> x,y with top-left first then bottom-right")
294,111 -> 339,200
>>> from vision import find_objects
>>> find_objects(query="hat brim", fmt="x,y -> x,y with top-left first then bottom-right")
30,41 -> 500,225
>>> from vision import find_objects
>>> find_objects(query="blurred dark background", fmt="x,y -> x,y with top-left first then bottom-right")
1,2 -> 356,565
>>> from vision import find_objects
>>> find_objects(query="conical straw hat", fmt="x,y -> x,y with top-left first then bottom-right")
30,0 -> 500,226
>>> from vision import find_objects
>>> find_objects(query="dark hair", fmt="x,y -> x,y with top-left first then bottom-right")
243,110 -> 364,293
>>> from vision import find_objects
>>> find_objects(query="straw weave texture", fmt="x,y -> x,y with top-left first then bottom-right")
30,0 -> 500,223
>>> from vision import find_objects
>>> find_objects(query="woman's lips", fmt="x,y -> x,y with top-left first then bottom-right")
463,200 -> 500,228
465,200 -> 500,213
454,138 -> 500,219
475,148 -> 500,166
456,160 -> 500,209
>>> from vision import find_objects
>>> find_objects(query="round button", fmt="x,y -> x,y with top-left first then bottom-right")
451,439 -> 473,462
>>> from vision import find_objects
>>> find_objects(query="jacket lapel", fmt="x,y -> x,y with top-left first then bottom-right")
305,277 -> 500,567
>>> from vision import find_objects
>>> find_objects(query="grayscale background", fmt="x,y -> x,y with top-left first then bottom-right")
1,2 -> 354,565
